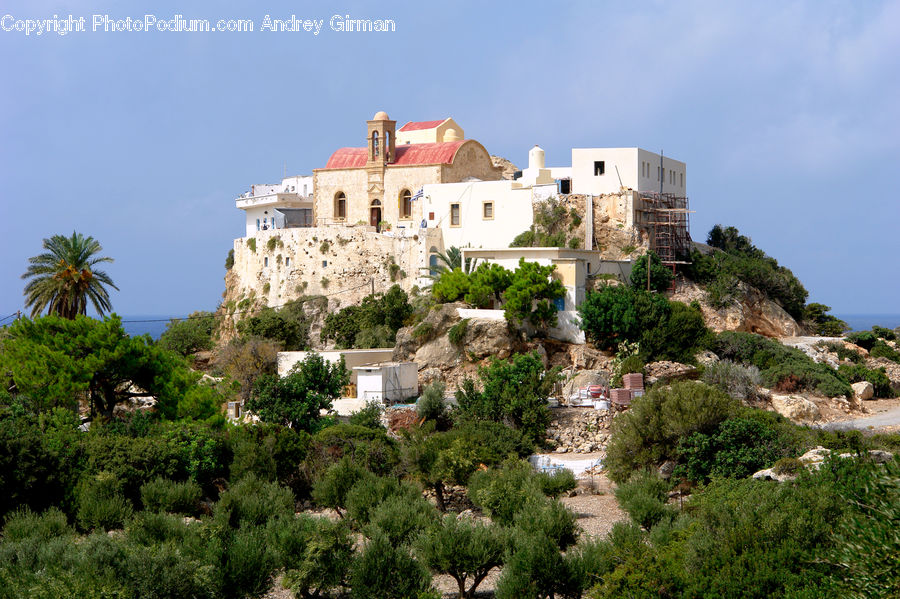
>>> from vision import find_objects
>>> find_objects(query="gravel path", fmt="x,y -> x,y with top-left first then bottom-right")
821,404 -> 900,431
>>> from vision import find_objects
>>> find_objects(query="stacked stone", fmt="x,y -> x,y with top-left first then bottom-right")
546,409 -> 612,454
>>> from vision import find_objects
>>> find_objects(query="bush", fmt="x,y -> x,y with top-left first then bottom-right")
432,268 -> 471,303
818,341 -> 864,364
845,331 -> 877,350
702,359 -> 761,400
604,382 -> 738,483
496,530 -> 582,599
237,299 -> 312,351
311,456 -> 368,516
216,474 -> 294,527
269,515 -> 353,599
629,251 -> 673,292
350,533 -> 433,599
872,325 -> 897,341
414,515 -> 506,599
773,457 -> 803,475
454,352 -> 560,445
348,401 -> 385,430
870,340 -> 900,363
467,460 -> 551,525
227,424 -> 310,495
246,353 -> 349,431
368,494 -> 439,547
321,286 -> 412,348
448,319 -> 468,346
2,506 -> 72,543
512,496 -> 579,550
614,469 -> 673,530
535,468 -> 577,498
308,423 -> 400,477
158,312 -> 217,355
837,363 -> 893,398
344,474 -> 420,526
76,472 -> 133,531
417,381 -> 448,426
140,478 -> 201,515
502,258 -> 566,330
465,264 -> 513,309
674,416 -> 788,483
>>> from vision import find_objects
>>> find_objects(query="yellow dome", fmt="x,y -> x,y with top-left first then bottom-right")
443,127 -> 461,141
372,111 -> 390,121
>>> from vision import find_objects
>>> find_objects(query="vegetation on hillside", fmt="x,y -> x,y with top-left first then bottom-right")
320,285 -> 412,349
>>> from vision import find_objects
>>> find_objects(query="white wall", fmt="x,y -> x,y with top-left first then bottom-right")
421,180 -> 535,249
570,148 -> 686,196
355,363 -> 418,403
277,349 -> 394,384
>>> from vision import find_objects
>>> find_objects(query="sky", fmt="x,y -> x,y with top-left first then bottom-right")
1,0 -> 898,318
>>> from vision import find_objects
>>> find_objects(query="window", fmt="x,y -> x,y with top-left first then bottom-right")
680,172 -> 684,187
264,257 -> 268,267
285,257 -> 290,267
593,161 -> 605,176
334,192 -> 347,219
428,212 -> 435,221
256,218 -> 260,231
271,217 -> 276,229
399,189 -> 412,219
372,131 -> 379,158
450,203 -> 460,227
322,260 -> 328,268
558,178 -> 571,194
657,166 -> 660,181
303,184 -> 307,195
482,201 -> 494,220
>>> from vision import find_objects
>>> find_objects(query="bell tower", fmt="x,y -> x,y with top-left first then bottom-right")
365,111 -> 395,231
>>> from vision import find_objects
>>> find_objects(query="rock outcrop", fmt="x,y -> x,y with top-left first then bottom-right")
770,394 -> 821,422
866,357 -> 900,393
643,361 -> 697,385
490,155 -> 519,180
671,280 -> 803,338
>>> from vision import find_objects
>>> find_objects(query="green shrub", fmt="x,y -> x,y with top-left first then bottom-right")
350,533 -> 433,599
604,382 -> 738,483
126,510 -> 191,546
417,380 -> 448,426
319,240 -> 330,253
702,359 -> 761,400
803,303 -> 848,336
344,475 -> 420,526
629,251 -> 673,292
432,268 -> 471,303
311,456 -> 368,516
225,248 -> 234,270
367,494 -> 439,547
773,457 -> 803,475
348,401 -> 385,430
512,496 -> 579,550
535,468 -> 577,498
76,472 -> 133,531
2,507 -> 72,542
448,318 -> 469,346
464,263 -> 513,308
837,363 -> 893,398
413,322 -> 434,341
870,340 -> 900,363
247,238 -> 256,252
872,325 -> 897,341
158,312 -> 216,355
614,469 -> 673,529
467,460 -> 547,525
496,530 -> 582,599
216,474 -> 294,527
845,331 -> 877,350
502,258 -> 566,330
818,341 -> 864,364
674,416 -> 788,483
270,515 -> 353,599
414,515 -> 506,598
454,352 -> 560,445
236,299 -> 312,351
140,478 -> 202,515
308,423 -> 400,477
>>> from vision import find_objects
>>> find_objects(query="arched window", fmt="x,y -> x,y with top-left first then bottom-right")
384,131 -> 391,160
372,131 -> 379,158
334,191 -> 347,220
399,189 -> 412,219
428,247 -> 440,277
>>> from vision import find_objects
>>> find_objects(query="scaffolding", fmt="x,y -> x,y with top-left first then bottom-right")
635,192 -> 693,265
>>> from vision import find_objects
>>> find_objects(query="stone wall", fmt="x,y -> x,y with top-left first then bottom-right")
221,226 -> 426,342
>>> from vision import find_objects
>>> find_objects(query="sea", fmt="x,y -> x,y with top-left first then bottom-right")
121,315 -> 180,340
834,314 -> 900,333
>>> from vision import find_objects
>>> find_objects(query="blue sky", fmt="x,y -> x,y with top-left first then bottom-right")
1,0 -> 898,317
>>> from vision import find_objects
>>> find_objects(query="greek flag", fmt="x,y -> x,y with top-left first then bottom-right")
410,187 -> 424,201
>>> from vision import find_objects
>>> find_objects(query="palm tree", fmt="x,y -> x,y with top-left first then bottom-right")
21,232 -> 119,318
425,246 -> 479,281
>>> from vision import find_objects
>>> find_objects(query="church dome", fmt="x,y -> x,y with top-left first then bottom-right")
372,110 -> 390,121
443,127 -> 461,141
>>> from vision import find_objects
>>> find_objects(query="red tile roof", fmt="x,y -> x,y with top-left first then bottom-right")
398,119 -> 446,132
322,141 -> 467,169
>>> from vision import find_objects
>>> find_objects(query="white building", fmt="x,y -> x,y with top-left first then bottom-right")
354,362 -> 418,404
236,174 -> 315,237
569,148 -> 686,196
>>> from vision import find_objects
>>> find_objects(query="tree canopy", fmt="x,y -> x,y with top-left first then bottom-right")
21,231 -> 118,319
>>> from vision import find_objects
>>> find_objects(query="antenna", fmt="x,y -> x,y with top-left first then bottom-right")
659,150 -> 664,194
283,161 -> 287,179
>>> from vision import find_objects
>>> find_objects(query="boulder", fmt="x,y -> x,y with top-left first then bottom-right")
671,279 -> 804,338
851,381 -> 875,401
463,318 -> 521,361
644,361 -> 697,385
752,468 -> 796,482
695,350 -> 720,367
770,394 -> 820,422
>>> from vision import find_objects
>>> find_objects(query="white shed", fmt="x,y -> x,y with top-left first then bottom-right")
353,362 -> 418,404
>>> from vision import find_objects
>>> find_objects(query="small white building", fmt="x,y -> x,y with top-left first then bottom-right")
236,174 -> 315,237
569,148 -> 686,196
277,348 -> 395,385
354,362 -> 418,404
